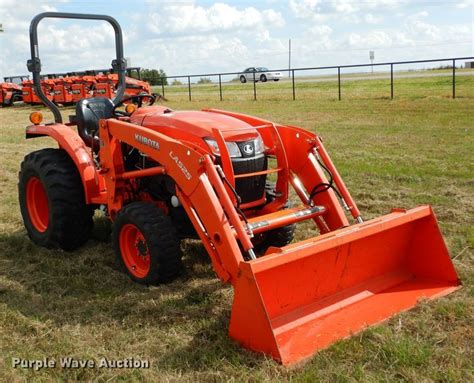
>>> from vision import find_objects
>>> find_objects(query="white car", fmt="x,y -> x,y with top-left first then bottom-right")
240,67 -> 282,83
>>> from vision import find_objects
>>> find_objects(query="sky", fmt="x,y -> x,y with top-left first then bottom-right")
0,0 -> 473,80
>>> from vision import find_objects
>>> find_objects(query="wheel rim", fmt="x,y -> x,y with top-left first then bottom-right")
26,176 -> 49,232
119,223 -> 151,278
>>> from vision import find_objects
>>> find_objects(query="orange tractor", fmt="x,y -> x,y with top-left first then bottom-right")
0,76 -> 27,106
93,72 -> 151,100
22,77 -> 55,104
70,75 -> 96,103
51,76 -> 76,105
19,12 -> 460,365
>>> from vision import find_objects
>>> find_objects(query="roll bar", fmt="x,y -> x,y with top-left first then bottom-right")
27,12 -> 127,123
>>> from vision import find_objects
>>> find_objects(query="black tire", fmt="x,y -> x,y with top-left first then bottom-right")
113,202 -> 183,285
253,187 -> 295,252
12,93 -> 23,104
254,223 -> 296,253
240,75 -> 247,83
273,79 -> 279,82
260,74 -> 267,82
18,148 -> 94,251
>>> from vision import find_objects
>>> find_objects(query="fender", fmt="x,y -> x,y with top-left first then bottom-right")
26,124 -> 104,204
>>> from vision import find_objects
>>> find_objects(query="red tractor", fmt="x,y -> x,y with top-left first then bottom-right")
19,12 -> 460,365
22,78 -> 55,104
93,73 -> 151,101
52,76 -> 75,105
70,75 -> 96,103
93,72 -> 117,99
0,76 -> 27,106
109,73 -> 152,99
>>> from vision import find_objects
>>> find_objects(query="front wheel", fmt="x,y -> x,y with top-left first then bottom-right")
253,224 -> 296,254
240,75 -> 247,83
12,93 -> 23,104
18,148 -> 94,250
113,202 -> 183,285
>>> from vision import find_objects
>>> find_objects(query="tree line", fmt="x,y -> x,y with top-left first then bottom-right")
140,69 -> 168,86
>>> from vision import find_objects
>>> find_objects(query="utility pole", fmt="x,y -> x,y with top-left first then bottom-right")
370,50 -> 375,73
288,38 -> 291,77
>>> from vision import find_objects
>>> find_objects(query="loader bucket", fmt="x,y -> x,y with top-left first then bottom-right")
229,206 -> 460,365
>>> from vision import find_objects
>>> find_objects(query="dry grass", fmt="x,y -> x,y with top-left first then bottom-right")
0,77 -> 473,382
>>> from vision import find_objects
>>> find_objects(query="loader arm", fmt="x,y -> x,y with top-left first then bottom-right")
100,118 -> 255,283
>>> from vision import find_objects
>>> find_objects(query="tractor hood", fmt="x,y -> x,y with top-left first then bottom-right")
130,107 -> 260,144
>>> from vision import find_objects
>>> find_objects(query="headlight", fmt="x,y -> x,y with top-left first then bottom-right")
254,136 -> 265,155
204,138 -> 242,158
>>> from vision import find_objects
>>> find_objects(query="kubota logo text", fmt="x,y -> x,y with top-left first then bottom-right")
135,134 -> 160,150
169,151 -> 192,180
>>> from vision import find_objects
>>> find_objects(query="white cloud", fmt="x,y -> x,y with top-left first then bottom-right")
289,0 -> 406,22
131,2 -> 287,73
365,13 -> 383,25
456,0 -> 474,8
0,0 -> 121,78
0,0 -> 471,80
309,25 -> 333,36
145,2 -> 284,36
262,9 -> 285,27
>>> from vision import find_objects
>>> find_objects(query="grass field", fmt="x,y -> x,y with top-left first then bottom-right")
0,75 -> 473,381
156,68 -> 474,103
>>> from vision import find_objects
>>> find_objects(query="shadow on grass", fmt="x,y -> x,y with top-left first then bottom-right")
0,223 -> 265,367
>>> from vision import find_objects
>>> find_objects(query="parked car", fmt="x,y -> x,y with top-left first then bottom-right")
240,67 -> 282,83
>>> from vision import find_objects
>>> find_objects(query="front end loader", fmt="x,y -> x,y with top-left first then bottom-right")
19,12 -> 461,365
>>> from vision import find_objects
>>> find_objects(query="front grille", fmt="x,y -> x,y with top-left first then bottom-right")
232,154 -> 267,204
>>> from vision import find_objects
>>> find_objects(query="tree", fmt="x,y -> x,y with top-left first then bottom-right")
141,68 -> 168,86
197,77 -> 212,84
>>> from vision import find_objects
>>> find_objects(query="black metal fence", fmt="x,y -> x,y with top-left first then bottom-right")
156,56 -> 474,101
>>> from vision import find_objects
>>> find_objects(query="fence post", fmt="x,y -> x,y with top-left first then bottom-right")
390,64 -> 394,100
187,76 -> 191,101
338,67 -> 341,101
253,71 -> 257,101
161,80 -> 165,98
292,69 -> 295,100
219,74 -> 223,101
452,59 -> 456,99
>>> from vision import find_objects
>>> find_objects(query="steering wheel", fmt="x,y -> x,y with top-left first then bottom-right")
113,93 -> 156,116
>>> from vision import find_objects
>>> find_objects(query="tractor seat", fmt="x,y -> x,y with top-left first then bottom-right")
76,97 -> 115,150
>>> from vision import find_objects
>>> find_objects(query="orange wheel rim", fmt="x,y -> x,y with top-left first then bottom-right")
119,223 -> 151,278
26,176 -> 49,232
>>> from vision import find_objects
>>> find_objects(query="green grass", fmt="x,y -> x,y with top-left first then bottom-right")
155,68 -> 474,103
0,74 -> 473,381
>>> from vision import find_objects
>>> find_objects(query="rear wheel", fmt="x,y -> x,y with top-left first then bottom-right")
113,202 -> 183,285
18,148 -> 94,250
260,74 -> 267,82
240,75 -> 247,83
